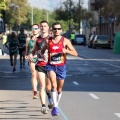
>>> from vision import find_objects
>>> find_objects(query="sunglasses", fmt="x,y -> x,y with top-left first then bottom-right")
53,28 -> 62,30
32,28 -> 38,30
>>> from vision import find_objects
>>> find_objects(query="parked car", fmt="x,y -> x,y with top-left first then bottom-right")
92,35 -> 111,49
88,35 -> 96,48
74,34 -> 86,45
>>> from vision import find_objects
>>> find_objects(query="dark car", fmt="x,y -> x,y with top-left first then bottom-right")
88,35 -> 96,48
92,35 -> 111,49
74,34 -> 86,45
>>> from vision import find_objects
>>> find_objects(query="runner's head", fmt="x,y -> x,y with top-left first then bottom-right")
52,22 -> 62,36
40,20 -> 49,34
11,32 -> 16,38
20,26 -> 24,34
32,24 -> 39,35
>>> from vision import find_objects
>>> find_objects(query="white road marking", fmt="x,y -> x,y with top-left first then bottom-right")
93,74 -> 100,77
73,81 -> 79,85
114,113 -> 120,118
3,76 -> 17,78
89,93 -> 99,99
78,54 -> 120,69
67,74 -> 72,77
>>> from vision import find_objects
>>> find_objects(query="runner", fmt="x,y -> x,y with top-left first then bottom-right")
25,24 -> 39,99
29,20 -> 52,114
18,26 -> 27,69
5,32 -> 19,72
46,22 -> 78,116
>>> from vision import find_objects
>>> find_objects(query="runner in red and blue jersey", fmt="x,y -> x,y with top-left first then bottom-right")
46,22 -> 78,116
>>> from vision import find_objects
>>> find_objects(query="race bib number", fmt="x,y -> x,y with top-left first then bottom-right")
50,53 -> 66,65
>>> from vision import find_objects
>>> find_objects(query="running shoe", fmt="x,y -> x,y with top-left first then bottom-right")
51,107 -> 59,116
41,106 -> 48,114
48,103 -> 53,109
11,63 -> 13,66
20,64 -> 22,69
13,67 -> 16,72
23,65 -> 26,69
33,91 -> 38,99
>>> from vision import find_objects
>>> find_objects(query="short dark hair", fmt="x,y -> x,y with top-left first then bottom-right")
52,22 -> 62,29
40,20 -> 49,25
32,24 -> 39,28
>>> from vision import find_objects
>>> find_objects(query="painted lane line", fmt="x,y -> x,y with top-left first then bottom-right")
3,76 -> 17,78
78,54 -> 120,69
89,93 -> 99,99
73,81 -> 79,85
58,107 -> 68,120
114,113 -> 120,118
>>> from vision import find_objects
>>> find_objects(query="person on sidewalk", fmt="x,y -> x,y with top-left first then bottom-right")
25,24 -> 39,99
46,22 -> 78,116
29,21 -> 52,114
18,26 -> 27,69
2,32 -> 7,55
70,32 -> 75,45
5,32 -> 19,72
0,31 -> 4,55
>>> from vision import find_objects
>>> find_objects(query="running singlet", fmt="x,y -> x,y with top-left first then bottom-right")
28,39 -> 37,63
28,39 -> 34,52
48,36 -> 66,66
9,38 -> 19,55
36,35 -> 48,66
18,34 -> 27,49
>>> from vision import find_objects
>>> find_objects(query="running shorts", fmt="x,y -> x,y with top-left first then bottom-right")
46,64 -> 66,80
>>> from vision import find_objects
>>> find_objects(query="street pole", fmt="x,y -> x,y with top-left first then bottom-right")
46,12 -> 48,22
31,5 -> 33,25
79,0 -> 80,34
99,6 -> 101,35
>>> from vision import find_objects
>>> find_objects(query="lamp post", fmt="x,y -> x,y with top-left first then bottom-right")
95,0 -> 102,35
46,12 -> 48,22
31,5 -> 33,25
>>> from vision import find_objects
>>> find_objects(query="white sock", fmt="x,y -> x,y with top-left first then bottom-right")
51,91 -> 58,107
57,92 -> 62,105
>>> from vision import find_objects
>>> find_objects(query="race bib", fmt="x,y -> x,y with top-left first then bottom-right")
50,53 -> 66,65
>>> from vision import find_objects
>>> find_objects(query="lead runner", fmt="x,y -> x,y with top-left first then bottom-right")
46,22 -> 78,116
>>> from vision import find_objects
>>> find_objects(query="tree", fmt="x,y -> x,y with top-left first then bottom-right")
5,0 -> 29,30
54,0 -> 92,31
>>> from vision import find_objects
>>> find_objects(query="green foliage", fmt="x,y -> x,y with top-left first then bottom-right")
5,0 -> 29,29
54,0 -> 92,31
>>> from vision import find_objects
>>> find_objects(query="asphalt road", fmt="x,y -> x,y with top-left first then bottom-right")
0,46 -> 120,120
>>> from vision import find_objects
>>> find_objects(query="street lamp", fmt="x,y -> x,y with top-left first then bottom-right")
95,0 -> 103,35
31,5 -> 33,25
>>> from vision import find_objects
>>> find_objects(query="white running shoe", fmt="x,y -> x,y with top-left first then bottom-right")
41,106 -> 48,114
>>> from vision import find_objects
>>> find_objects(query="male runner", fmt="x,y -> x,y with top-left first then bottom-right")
29,21 -> 52,114
18,26 -> 27,69
46,22 -> 78,116
25,24 -> 39,99
5,32 -> 19,72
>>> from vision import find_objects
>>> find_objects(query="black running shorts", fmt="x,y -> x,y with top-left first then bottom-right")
19,47 -> 25,55
35,65 -> 47,74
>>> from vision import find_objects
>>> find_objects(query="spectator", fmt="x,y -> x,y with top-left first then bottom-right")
0,31 -> 4,55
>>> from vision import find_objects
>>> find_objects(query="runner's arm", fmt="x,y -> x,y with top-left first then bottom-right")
63,38 -> 78,57
25,38 -> 30,55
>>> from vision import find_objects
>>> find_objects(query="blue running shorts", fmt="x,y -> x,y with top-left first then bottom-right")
46,64 -> 66,80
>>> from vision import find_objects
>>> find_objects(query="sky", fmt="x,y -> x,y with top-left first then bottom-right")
28,0 -> 88,10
